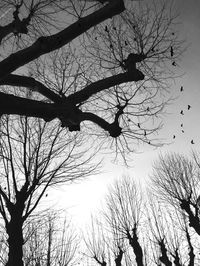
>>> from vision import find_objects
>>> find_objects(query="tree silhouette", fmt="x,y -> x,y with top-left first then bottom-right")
0,0 -> 184,159
151,152 -> 200,237
23,211 -> 79,266
84,173 -> 200,265
0,114 -> 98,266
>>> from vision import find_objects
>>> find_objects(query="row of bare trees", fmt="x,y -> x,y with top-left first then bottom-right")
83,153 -> 200,265
0,149 -> 200,265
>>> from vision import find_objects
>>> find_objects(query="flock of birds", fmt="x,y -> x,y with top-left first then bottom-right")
173,86 -> 194,145
99,26 -> 194,145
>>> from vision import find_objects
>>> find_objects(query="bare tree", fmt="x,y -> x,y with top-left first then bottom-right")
84,173 -> 200,265
104,176 -> 145,266
151,152 -> 200,236
23,211 -> 79,266
0,0 -> 184,159
84,176 -> 146,266
0,114 -> 98,266
84,216 -> 109,266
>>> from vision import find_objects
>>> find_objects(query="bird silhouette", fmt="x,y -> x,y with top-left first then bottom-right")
144,130 -> 147,136
180,86 -> 183,92
125,41 -> 128,46
110,44 -> 113,49
95,37 -> 98,40
180,110 -> 184,115
181,123 -> 183,127
188,105 -> 191,110
113,26 -> 116,30
191,140 -> 194,144
105,26 -> 108,32
147,107 -> 150,112
172,32 -> 175,35
173,135 -> 176,139
170,46 -> 174,57
181,130 -> 184,133
137,123 -> 140,128
172,61 -> 176,66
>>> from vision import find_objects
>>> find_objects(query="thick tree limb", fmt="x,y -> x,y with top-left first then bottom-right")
0,68 -> 144,136
0,0 -> 125,80
180,199 -> 200,236
159,239 -> 172,266
127,226 -> 144,266
67,70 -> 144,104
0,74 -> 61,103
0,2 -> 31,43
0,92 -> 58,120
81,112 -> 122,137
0,93 -> 122,136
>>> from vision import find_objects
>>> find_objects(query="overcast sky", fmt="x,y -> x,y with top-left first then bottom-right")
46,0 -> 200,227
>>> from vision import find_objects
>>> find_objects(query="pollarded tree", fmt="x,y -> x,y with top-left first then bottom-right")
0,0 -> 184,160
151,152 -> 200,236
0,113 -> 98,266
84,176 -> 146,266
84,175 -> 200,265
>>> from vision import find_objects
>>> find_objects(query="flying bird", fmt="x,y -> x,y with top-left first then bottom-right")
170,46 -> 174,57
180,110 -> 184,115
191,140 -> 194,144
188,105 -> 191,110
180,86 -> 183,92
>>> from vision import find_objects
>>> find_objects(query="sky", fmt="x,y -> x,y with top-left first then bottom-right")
44,0 -> 200,228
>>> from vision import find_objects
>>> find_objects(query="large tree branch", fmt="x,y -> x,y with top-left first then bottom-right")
67,70 -> 145,104
0,92 -> 59,120
0,92 -> 124,137
0,74 -> 61,103
81,112 -> 122,137
0,0 -> 125,80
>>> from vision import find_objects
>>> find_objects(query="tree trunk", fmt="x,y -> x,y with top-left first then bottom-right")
6,217 -> 24,266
